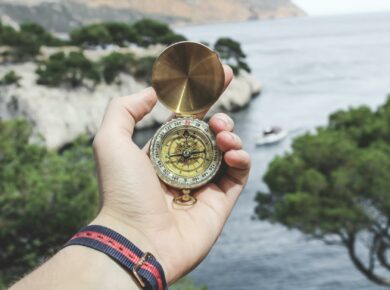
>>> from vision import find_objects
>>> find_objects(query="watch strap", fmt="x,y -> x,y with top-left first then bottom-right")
64,225 -> 167,290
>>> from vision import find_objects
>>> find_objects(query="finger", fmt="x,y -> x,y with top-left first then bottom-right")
209,113 -> 234,134
142,65 -> 233,151
220,149 -> 251,189
195,64 -> 234,119
99,87 -> 157,138
216,131 -> 242,152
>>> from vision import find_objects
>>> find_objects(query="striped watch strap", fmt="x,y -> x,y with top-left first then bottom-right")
64,225 -> 167,290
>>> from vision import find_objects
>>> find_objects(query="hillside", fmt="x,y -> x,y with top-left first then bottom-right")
0,0 -> 305,32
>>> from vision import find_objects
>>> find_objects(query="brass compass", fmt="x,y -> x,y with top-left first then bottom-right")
149,41 -> 225,206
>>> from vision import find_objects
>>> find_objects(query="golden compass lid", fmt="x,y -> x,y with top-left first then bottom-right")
151,41 -> 225,115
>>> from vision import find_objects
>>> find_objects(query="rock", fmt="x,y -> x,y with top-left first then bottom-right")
0,62 -> 261,149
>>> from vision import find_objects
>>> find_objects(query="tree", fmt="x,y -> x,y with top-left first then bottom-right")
100,52 -> 135,84
0,70 -> 21,86
70,24 -> 111,47
133,18 -> 186,47
214,37 -> 251,75
36,51 -> 100,88
131,56 -> 155,84
0,22 -> 41,62
256,96 -> 390,286
103,22 -> 139,47
20,23 -> 64,46
0,120 -> 99,288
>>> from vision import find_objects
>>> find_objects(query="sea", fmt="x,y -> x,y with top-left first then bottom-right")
135,12 -> 390,290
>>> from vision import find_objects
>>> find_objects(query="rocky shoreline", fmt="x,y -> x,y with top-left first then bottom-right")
0,56 -> 261,149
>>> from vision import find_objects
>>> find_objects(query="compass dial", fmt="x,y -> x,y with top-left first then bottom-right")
150,118 -> 222,189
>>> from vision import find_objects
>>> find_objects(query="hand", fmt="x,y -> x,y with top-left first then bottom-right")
92,65 -> 251,284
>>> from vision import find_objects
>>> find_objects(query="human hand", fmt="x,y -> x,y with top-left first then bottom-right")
92,65 -> 251,284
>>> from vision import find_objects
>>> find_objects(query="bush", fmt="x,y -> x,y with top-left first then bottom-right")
100,52 -> 135,84
0,71 -> 21,86
20,23 -> 64,46
70,22 -> 138,48
0,120 -> 99,287
133,18 -> 187,47
103,22 -> 139,47
36,51 -> 100,88
256,95 -> 390,286
214,37 -> 251,75
131,56 -> 155,84
0,21 -> 64,62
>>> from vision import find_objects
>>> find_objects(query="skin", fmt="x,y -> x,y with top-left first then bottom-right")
9,65 -> 251,290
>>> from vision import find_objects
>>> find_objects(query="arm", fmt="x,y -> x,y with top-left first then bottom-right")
9,66 -> 251,290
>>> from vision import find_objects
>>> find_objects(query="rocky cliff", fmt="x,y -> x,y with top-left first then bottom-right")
0,0 -> 305,32
0,46 -> 261,149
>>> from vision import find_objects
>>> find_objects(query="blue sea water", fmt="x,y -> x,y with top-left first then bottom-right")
171,12 -> 390,290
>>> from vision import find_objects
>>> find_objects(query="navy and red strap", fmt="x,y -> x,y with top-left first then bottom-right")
64,225 -> 167,290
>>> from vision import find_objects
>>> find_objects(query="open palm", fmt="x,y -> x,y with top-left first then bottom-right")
92,66 -> 251,284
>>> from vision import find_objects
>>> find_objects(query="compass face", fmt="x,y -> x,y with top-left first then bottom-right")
150,118 -> 222,189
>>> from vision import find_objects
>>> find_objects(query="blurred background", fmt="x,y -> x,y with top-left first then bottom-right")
1,0 -> 390,289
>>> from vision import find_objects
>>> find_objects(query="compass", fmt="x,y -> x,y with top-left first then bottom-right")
149,41 -> 225,206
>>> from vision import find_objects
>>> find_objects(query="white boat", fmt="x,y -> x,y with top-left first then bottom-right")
256,127 -> 287,146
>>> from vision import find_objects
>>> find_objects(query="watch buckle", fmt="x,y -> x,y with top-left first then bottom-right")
132,252 -> 154,288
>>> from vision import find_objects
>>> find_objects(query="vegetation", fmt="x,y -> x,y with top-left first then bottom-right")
0,119 -> 99,288
214,37 -> 251,74
100,52 -> 135,84
70,19 -> 185,48
133,18 -> 186,47
0,119 -> 205,289
36,51 -> 100,88
0,70 -> 21,86
131,56 -> 155,84
0,21 -> 63,62
256,96 -> 390,286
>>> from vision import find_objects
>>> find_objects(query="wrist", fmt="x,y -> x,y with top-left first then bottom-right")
90,210 -> 171,283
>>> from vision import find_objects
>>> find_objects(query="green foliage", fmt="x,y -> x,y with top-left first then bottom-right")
133,18 -> 186,47
36,51 -> 100,88
20,23 -> 64,46
70,22 -> 138,48
100,52 -> 135,84
0,70 -> 21,86
131,56 -> 155,84
0,119 -> 99,287
214,37 -> 251,75
104,22 -> 139,46
0,21 -> 64,62
70,24 -> 111,47
256,95 -> 390,286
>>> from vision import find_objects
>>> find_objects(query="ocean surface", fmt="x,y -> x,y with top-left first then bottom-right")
137,12 -> 390,290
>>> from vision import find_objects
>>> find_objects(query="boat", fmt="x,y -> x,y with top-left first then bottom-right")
256,126 -> 287,146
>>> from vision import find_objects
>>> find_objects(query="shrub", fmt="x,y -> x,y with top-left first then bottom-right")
100,52 -> 135,84
36,51 -> 100,88
133,18 -> 187,47
70,24 -> 112,47
131,56 -> 155,84
70,22 -> 138,48
0,120 -> 99,287
256,95 -> 390,286
20,23 -> 64,46
214,37 -> 251,74
0,71 -> 21,86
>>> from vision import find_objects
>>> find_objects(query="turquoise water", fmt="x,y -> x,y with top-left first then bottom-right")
136,12 -> 390,290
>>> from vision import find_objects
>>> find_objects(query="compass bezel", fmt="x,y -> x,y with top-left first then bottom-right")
149,118 -> 222,190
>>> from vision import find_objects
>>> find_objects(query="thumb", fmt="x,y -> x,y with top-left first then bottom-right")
99,88 -> 157,139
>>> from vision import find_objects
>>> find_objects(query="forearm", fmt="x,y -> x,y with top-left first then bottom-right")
9,245 -> 139,290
